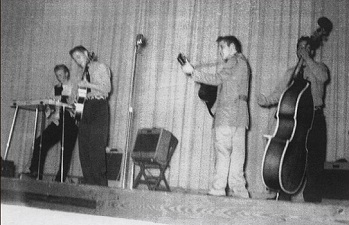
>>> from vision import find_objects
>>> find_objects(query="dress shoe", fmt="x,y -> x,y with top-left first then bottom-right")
267,193 -> 291,201
228,190 -> 250,199
207,189 -> 226,196
304,196 -> 322,203
22,172 -> 38,179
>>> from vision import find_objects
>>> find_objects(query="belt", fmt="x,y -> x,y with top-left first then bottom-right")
86,95 -> 107,100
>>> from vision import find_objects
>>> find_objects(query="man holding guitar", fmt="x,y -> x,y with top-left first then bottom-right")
180,36 -> 251,198
69,45 -> 111,186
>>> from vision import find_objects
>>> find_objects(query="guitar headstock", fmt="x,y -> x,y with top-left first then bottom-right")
310,17 -> 333,50
177,53 -> 187,66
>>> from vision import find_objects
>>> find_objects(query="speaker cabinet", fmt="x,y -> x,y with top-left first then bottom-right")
323,161 -> 349,200
131,128 -> 178,166
1,158 -> 15,178
106,152 -> 122,180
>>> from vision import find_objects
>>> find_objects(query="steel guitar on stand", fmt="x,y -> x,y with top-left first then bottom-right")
5,99 -> 73,182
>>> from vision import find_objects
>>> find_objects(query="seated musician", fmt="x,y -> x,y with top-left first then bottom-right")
24,64 -> 78,182
257,36 -> 329,202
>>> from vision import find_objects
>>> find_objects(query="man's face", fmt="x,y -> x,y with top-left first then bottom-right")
72,51 -> 88,68
218,41 -> 236,60
297,40 -> 311,58
55,69 -> 68,83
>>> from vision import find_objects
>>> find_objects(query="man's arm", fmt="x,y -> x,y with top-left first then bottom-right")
79,63 -> 111,95
257,68 -> 293,107
181,60 -> 223,85
236,57 -> 249,101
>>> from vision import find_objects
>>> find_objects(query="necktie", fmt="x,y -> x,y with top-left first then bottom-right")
84,65 -> 91,93
84,65 -> 90,82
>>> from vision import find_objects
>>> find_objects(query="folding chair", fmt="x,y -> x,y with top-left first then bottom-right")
132,128 -> 178,191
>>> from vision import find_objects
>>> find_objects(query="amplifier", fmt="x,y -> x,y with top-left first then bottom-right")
1,158 -> 15,178
106,152 -> 122,180
322,161 -> 349,200
131,128 -> 178,166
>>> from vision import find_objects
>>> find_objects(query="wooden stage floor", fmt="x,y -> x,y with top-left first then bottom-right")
1,177 -> 349,225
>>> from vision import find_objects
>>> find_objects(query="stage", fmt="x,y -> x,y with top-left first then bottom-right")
1,177 -> 349,225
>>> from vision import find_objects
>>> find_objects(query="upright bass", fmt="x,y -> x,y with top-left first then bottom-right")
261,17 -> 332,195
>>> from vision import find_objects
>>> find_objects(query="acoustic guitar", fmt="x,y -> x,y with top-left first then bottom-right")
74,66 -> 89,122
177,53 -> 218,117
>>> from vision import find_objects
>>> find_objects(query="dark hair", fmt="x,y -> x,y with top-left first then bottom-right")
297,36 -> 311,48
216,35 -> 242,53
69,45 -> 97,61
297,36 -> 316,57
54,64 -> 70,79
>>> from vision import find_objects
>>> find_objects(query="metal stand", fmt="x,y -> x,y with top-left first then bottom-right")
276,192 -> 280,201
2,105 -> 19,178
60,106 -> 66,183
120,34 -> 145,189
4,106 -> 19,160
36,106 -> 46,180
5,102 -> 45,179
6,99 -> 71,181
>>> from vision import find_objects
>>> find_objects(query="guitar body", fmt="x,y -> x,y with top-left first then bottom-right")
198,83 -> 217,117
74,87 -> 87,122
262,78 -> 314,194
177,53 -> 218,117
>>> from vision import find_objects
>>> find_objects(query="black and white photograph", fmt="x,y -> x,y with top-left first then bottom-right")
1,0 -> 348,224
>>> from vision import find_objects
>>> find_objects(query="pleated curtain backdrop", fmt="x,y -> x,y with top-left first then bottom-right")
1,0 -> 348,197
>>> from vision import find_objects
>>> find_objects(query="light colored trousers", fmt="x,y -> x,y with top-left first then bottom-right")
211,125 -> 248,196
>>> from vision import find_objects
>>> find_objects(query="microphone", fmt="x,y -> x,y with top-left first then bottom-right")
136,34 -> 145,46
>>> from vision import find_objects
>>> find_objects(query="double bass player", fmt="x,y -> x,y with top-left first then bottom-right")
257,36 -> 329,202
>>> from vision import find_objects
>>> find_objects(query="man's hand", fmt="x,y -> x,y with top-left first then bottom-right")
181,62 -> 194,75
47,110 -> 60,126
78,79 -> 90,89
297,47 -> 311,62
51,116 -> 60,126
67,108 -> 75,118
45,105 -> 53,118
257,94 -> 270,107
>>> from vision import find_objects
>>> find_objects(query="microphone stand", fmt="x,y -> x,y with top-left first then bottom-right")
121,34 -> 144,189
60,105 -> 65,182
